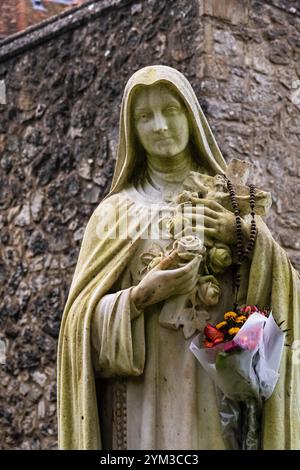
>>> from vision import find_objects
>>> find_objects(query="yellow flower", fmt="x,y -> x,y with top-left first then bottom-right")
235,315 -> 247,323
216,321 -> 227,330
224,311 -> 237,320
228,327 -> 240,336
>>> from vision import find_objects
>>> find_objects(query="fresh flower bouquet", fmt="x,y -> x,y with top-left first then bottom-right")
190,305 -> 286,449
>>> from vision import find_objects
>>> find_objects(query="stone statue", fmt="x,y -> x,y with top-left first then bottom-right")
57,65 -> 300,450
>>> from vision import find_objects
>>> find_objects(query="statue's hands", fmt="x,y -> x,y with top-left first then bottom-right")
174,198 -> 250,246
131,253 -> 201,310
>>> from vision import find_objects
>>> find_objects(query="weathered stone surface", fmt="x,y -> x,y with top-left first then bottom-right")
0,0 -> 299,451
200,0 -> 250,25
14,203 -> 31,227
28,231 -> 49,257
32,372 -> 47,388
30,190 -> 44,222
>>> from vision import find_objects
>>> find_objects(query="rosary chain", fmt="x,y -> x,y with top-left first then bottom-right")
224,177 -> 257,310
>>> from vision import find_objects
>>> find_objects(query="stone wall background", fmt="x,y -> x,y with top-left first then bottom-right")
199,0 -> 300,268
0,0 -> 299,450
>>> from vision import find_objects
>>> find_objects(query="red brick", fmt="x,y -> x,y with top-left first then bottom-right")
0,0 -> 88,39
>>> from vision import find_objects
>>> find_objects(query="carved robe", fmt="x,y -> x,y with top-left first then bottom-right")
57,66 -> 300,450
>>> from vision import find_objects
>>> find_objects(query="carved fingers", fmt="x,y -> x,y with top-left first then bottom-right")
175,199 -> 238,245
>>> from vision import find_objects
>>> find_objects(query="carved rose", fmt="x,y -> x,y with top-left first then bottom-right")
197,281 -> 220,306
174,235 -> 206,261
147,253 -> 164,271
208,243 -> 232,274
174,190 -> 198,204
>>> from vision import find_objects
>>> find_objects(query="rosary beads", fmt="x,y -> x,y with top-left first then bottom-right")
225,177 -> 257,310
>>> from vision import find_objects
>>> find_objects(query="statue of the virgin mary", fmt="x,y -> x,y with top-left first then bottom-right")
57,66 -> 300,450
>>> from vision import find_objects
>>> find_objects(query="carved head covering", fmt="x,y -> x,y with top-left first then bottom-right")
109,65 -> 227,195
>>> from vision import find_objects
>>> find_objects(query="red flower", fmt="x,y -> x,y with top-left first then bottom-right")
204,340 -> 215,348
204,324 -> 224,347
240,305 -> 252,314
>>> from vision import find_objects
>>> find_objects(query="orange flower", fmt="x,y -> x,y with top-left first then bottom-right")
235,315 -> 247,324
216,321 -> 227,330
228,327 -> 240,336
224,311 -> 237,320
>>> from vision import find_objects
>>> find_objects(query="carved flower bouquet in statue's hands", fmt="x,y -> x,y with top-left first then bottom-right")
190,306 -> 286,450
139,234 -> 235,339
145,235 -> 230,339
153,235 -> 208,338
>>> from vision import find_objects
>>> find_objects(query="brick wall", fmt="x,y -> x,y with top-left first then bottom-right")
0,0 -> 88,39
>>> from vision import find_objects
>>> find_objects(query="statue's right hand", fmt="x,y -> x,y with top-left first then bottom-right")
131,252 -> 201,310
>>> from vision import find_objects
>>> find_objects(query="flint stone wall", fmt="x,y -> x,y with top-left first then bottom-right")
0,0 -> 299,449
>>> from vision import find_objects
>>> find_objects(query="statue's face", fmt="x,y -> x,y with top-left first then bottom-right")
133,83 -> 190,159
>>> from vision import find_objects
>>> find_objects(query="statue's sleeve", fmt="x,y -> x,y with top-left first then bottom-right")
91,286 -> 145,378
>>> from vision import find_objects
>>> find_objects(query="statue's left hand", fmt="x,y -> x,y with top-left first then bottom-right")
175,197 -> 250,246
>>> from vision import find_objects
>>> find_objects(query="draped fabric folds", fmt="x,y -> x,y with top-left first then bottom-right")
57,66 -> 300,449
